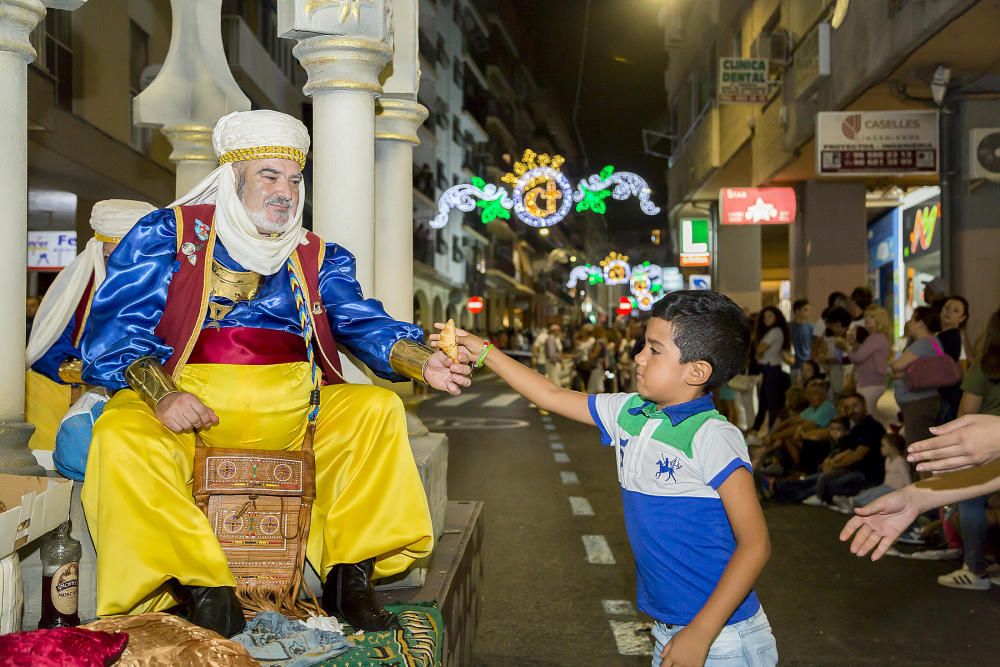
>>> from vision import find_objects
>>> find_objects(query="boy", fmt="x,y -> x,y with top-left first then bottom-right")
434,291 -> 776,667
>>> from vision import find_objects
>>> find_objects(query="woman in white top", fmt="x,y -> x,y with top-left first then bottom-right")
752,306 -> 792,433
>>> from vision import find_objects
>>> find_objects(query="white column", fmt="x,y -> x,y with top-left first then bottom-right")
279,0 -> 393,297
374,99 -> 427,321
293,37 -> 391,295
0,0 -> 45,473
133,0 -> 249,198
161,124 -> 215,198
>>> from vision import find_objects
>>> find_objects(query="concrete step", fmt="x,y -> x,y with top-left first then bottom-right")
18,431 -> 449,629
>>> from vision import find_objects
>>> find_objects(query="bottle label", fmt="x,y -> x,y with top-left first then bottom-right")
50,562 -> 79,615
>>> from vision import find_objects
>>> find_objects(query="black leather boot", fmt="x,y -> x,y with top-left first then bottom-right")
322,559 -> 398,631
173,583 -> 246,637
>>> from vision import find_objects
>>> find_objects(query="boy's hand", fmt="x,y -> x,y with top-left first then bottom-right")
660,626 -> 713,667
430,322 -> 485,359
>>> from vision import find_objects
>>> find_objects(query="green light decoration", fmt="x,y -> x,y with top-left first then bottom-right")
472,176 -> 511,223
574,165 -> 617,214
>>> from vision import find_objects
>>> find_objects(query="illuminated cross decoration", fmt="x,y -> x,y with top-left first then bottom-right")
526,179 -> 563,217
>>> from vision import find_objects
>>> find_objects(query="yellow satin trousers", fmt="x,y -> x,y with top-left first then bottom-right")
25,370 -> 72,451
81,362 -> 433,617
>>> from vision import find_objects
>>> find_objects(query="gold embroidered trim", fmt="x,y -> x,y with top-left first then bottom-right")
218,145 -> 307,170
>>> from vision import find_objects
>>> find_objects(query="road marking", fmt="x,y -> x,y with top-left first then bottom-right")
435,393 -> 480,407
560,471 -> 579,485
608,620 -> 654,656
482,392 -> 521,407
582,534 -> 616,564
544,423 -> 556,431
421,417 -> 529,430
554,452 -> 570,463
602,599 -> 636,616
569,496 -> 594,516
550,442 -> 565,451
541,415 -> 552,423
547,433 -> 561,440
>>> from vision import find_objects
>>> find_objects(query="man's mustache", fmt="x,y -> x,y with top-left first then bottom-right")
265,195 -> 293,208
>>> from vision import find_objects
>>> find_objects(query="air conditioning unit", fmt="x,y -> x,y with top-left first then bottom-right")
751,30 -> 790,64
969,128 -> 1000,182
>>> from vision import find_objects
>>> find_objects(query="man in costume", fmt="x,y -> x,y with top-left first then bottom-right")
81,110 -> 471,636
25,199 -> 156,453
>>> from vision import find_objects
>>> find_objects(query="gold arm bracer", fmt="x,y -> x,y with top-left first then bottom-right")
57,358 -> 83,385
125,356 -> 180,409
389,339 -> 435,384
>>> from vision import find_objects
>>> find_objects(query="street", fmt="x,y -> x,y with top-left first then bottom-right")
420,374 -> 1000,667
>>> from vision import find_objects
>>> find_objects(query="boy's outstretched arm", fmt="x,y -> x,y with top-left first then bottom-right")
660,468 -> 770,667
430,323 -> 595,426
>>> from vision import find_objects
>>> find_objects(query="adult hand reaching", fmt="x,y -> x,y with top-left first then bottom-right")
422,349 -> 472,395
155,391 -> 220,433
839,487 -> 921,561
907,414 -> 1000,473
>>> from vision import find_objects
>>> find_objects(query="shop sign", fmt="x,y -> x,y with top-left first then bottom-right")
466,296 -> 484,314
717,58 -> 769,104
792,22 -> 831,99
817,110 -> 939,176
867,210 -> 898,270
719,187 -> 796,225
679,218 -> 711,267
28,231 -> 76,270
902,196 -> 941,260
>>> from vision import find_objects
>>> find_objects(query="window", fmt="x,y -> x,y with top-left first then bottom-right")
33,10 -> 74,109
129,20 -> 152,154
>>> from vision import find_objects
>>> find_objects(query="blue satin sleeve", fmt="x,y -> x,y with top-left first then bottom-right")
320,243 -> 423,381
81,209 -> 178,390
30,316 -> 80,384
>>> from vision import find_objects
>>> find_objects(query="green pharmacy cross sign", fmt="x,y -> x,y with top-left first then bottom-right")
430,149 -> 661,230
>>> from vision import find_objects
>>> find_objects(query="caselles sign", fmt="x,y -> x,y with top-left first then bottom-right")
817,110 -> 939,176
717,58 -> 769,104
719,188 -> 796,225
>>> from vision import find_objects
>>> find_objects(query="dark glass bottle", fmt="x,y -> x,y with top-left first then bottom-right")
38,521 -> 82,629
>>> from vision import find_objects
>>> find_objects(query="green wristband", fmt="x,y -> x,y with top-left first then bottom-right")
475,342 -> 493,369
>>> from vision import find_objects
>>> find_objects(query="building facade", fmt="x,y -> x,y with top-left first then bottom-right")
659,0 -> 1000,336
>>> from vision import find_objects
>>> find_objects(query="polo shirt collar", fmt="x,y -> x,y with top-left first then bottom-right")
627,393 -> 715,427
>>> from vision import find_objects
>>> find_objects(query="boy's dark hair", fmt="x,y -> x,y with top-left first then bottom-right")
784,386 -> 810,412
827,291 -> 849,308
792,298 -> 810,312
823,307 -> 852,328
650,290 -> 750,390
829,416 -> 850,431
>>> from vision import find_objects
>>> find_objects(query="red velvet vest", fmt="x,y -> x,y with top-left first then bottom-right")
154,205 -> 344,384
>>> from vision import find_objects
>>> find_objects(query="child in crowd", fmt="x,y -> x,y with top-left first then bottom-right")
832,433 -> 912,513
433,291 -> 777,667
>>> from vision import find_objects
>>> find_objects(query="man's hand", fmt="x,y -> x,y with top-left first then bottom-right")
422,351 -> 472,396
908,414 -> 1000,473
659,626 -> 713,667
839,486 -> 921,561
155,391 -> 220,433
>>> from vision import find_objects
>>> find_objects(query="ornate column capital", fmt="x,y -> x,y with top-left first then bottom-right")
161,124 -> 215,164
375,98 -> 427,145
0,0 -> 45,61
293,36 -> 392,97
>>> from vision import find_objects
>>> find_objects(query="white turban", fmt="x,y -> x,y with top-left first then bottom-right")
90,199 -> 157,241
171,110 -> 311,275
27,199 -> 155,367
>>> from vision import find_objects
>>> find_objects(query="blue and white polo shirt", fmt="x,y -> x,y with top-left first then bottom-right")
588,392 -> 761,626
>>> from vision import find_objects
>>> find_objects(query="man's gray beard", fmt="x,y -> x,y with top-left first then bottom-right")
247,206 -> 289,235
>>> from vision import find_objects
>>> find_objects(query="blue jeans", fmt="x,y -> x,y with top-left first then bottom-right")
651,608 -> 778,666
959,495 -> 991,575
